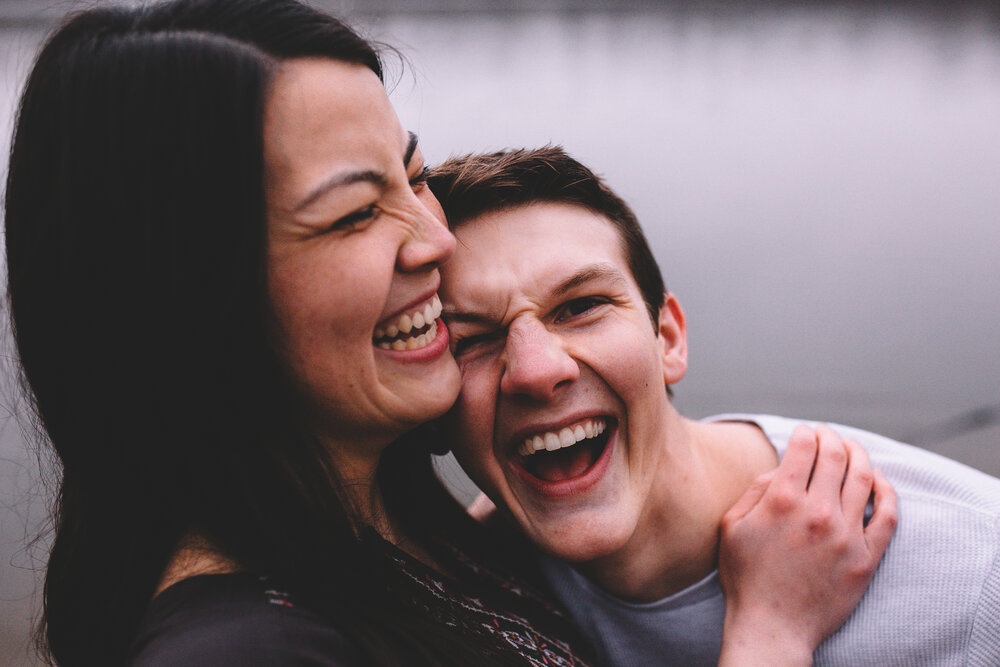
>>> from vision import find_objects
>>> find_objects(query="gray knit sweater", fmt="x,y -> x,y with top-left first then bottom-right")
540,414 -> 1000,667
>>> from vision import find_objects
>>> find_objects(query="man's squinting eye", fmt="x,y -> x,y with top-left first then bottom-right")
556,296 -> 608,321
452,330 -> 502,357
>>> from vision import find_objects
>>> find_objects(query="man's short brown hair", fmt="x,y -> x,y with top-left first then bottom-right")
428,146 -> 667,327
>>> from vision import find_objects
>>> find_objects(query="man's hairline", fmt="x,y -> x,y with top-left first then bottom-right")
449,198 -> 607,230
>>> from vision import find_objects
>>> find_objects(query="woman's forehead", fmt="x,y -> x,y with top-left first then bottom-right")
262,58 -> 406,207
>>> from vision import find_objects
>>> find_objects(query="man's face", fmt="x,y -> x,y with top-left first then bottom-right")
440,202 -> 688,562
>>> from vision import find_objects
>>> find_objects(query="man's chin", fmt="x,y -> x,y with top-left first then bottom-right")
522,518 -> 633,564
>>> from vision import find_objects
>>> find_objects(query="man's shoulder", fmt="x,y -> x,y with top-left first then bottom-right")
129,573 -> 363,666
709,413 -> 1000,517
707,414 -> 1000,665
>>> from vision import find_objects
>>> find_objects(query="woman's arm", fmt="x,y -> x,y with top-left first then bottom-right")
716,425 -> 897,667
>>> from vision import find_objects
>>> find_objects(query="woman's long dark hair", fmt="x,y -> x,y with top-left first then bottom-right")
4,1 -> 502,664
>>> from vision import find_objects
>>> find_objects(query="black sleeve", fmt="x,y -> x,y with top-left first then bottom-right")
129,574 -> 364,666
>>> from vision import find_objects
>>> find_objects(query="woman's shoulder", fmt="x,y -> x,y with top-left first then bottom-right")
129,573 -> 363,666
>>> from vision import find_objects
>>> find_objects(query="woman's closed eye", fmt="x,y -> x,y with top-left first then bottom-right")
329,204 -> 379,233
409,165 -> 429,191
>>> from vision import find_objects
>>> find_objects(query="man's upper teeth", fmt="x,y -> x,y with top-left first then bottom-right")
519,418 -> 606,456
375,296 -> 442,340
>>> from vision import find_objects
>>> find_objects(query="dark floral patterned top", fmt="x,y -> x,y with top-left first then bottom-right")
375,531 -> 593,666
129,531 -> 594,666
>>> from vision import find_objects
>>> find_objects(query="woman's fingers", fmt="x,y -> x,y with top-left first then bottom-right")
773,424 -> 820,491
718,423 -> 898,658
807,425 -> 851,503
724,470 -> 777,523
863,469 -> 898,558
840,437 -> 876,526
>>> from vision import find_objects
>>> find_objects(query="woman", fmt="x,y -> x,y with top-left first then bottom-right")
3,0 -> 894,664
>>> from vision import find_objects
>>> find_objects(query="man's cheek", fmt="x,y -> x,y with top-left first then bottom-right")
453,445 -> 495,494
453,408 -> 492,463
457,375 -> 495,435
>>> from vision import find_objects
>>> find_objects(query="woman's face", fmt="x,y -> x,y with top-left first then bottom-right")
264,58 -> 460,472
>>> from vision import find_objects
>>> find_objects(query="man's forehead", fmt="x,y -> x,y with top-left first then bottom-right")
445,256 -> 627,296
449,202 -> 624,264
442,202 -> 630,305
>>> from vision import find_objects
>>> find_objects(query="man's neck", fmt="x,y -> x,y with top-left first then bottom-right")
573,417 -> 778,603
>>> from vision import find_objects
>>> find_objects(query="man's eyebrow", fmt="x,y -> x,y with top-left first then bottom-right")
553,264 -> 629,296
440,307 -> 498,326
291,133 -> 416,214
442,264 -> 627,324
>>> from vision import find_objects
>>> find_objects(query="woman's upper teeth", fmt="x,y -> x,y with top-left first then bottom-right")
377,320 -> 438,351
519,418 -> 606,457
374,295 -> 442,341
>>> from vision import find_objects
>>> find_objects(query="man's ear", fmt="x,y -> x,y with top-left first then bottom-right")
657,292 -> 688,385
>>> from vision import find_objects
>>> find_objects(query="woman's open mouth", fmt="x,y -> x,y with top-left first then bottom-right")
373,295 -> 442,351
513,417 -> 613,483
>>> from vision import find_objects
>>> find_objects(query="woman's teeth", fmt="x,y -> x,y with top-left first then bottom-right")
374,296 -> 442,351
376,321 -> 438,350
518,418 -> 606,457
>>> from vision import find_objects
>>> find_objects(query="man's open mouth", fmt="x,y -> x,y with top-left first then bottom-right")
514,417 -> 613,482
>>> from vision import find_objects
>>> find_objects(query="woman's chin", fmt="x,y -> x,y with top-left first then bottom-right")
375,358 -> 461,429
405,364 -> 462,423
375,330 -> 460,422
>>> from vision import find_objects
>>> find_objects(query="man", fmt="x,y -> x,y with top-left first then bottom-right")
428,147 -> 1000,667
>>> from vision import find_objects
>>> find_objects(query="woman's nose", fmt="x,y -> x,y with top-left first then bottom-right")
396,188 -> 455,272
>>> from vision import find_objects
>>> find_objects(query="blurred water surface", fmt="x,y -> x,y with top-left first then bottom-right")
2,3 -> 999,664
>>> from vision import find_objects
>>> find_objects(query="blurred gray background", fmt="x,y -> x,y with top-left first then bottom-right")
2,0 -> 999,664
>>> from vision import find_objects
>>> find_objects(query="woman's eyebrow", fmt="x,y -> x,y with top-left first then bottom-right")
293,169 -> 387,213
291,133 -> 417,214
403,131 -> 419,167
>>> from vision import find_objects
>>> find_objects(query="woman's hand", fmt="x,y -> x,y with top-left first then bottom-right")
717,424 -> 897,667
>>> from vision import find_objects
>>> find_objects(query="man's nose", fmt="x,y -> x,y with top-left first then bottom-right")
500,319 -> 579,402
